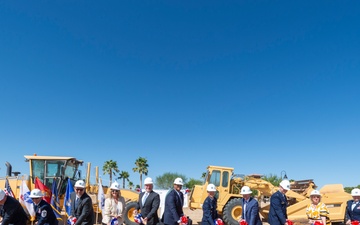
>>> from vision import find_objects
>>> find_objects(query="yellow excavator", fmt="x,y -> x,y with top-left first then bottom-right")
0,154 -> 140,225
188,165 -> 351,225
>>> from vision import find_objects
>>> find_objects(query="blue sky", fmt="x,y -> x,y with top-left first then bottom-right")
1,1 -> 359,189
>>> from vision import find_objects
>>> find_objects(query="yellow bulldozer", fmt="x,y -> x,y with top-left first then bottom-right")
0,154 -> 140,225
189,165 -> 351,225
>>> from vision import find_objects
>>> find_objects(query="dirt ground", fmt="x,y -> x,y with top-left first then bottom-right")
183,207 -> 203,225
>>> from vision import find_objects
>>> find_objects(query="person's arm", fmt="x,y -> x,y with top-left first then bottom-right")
75,197 -> 93,225
271,194 -> 287,225
103,198 -> 112,223
319,203 -> 329,224
146,194 -> 160,220
202,198 -> 213,225
249,201 -> 260,225
167,191 -> 181,224
345,201 -> 352,224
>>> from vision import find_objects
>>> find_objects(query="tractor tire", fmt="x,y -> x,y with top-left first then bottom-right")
124,201 -> 139,225
222,198 -> 243,225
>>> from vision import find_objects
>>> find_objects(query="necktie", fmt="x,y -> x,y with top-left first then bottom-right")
142,192 -> 149,205
244,201 -> 248,221
75,197 -> 80,208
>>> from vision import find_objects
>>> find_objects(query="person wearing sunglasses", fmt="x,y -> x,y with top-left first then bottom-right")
69,180 -> 94,225
102,181 -> 125,225
306,190 -> 329,225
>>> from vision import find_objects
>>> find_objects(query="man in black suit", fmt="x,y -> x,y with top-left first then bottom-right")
162,178 -> 185,225
135,177 -> 160,225
69,180 -> 94,225
0,188 -> 28,225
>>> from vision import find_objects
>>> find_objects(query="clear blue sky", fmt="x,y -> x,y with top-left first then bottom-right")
1,1 -> 359,189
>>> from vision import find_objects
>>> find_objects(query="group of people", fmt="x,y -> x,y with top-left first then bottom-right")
0,179 -> 94,225
233,179 -> 360,225
133,176 -> 187,225
2,178 -> 360,225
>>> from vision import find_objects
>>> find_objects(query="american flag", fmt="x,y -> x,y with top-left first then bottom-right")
4,178 -> 15,197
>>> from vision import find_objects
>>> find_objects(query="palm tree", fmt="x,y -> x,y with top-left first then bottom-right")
128,181 -> 134,190
118,171 -> 130,188
102,160 -> 120,186
132,157 -> 149,189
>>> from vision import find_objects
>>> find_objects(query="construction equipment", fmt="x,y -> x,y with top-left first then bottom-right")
0,154 -> 140,225
188,165 -> 352,225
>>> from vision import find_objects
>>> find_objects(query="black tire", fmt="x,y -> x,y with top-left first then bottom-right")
223,198 -> 243,225
124,201 -> 139,225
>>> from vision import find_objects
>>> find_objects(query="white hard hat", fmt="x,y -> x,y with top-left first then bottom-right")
29,188 -> 43,198
310,190 -> 321,196
110,182 -> 121,190
241,186 -> 252,195
352,188 -> 360,196
207,184 -> 216,192
75,180 -> 86,188
0,189 -> 5,201
174,177 -> 183,185
144,177 -> 153,185
280,180 -> 291,191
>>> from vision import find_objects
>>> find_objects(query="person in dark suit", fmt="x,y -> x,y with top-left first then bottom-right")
345,188 -> 360,224
162,177 -> 185,225
30,188 -> 58,225
201,184 -> 220,225
69,180 -> 94,225
0,188 -> 29,225
239,186 -> 262,225
268,180 -> 291,225
134,177 -> 160,225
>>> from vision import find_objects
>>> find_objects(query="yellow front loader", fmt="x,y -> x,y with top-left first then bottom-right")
188,165 -> 351,225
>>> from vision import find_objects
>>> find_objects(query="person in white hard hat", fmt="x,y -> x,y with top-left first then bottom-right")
239,186 -> 262,225
306,190 -> 329,225
69,180 -> 94,225
30,188 -> 59,225
345,188 -> 360,224
102,181 -> 126,225
268,179 -> 291,225
201,184 -> 221,225
134,177 -> 160,225
162,177 -> 187,225
0,188 -> 29,225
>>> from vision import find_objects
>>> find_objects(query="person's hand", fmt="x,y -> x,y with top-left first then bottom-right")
309,220 -> 314,224
346,220 -> 351,225
143,217 -> 148,224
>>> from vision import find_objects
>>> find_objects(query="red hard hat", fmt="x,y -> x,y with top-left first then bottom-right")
352,221 -> 360,225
